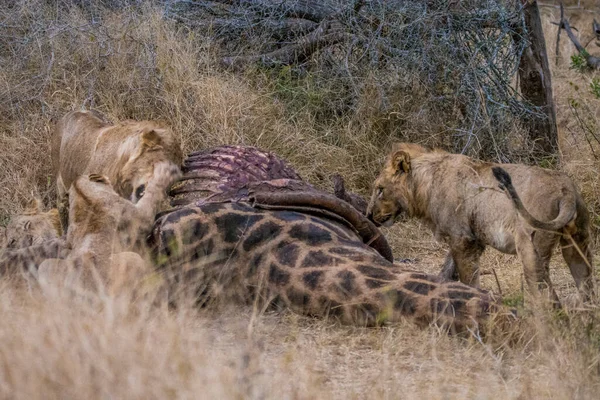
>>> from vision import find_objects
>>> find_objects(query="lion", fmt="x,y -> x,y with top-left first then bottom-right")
38,162 -> 181,294
52,110 -> 183,230
1,199 -> 62,251
366,142 -> 594,306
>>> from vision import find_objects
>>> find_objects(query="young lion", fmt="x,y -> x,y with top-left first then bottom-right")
52,110 -> 183,230
366,143 -> 594,306
1,199 -> 62,251
39,162 -> 181,294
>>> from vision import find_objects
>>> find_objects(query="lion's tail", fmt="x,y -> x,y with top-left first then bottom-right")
492,166 -> 576,232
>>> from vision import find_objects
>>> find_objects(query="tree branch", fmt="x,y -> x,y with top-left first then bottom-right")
558,2 -> 600,69
222,32 -> 349,68
222,19 -> 350,68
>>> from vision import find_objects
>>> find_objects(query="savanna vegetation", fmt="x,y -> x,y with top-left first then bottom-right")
1,0 -> 600,398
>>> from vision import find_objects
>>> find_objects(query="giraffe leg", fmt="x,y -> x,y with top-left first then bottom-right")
262,258 -> 501,331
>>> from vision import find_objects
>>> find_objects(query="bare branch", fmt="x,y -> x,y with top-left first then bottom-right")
222,18 -> 350,68
557,2 -> 600,69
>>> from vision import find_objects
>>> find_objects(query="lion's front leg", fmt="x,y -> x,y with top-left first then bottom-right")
448,237 -> 484,287
135,162 -> 181,215
438,252 -> 459,281
57,192 -> 70,233
56,175 -> 70,232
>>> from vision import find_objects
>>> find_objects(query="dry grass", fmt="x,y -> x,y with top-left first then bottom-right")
0,276 -> 599,399
1,0 -> 600,398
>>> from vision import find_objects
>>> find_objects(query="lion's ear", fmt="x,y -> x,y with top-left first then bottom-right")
88,174 -> 111,185
391,151 -> 411,174
46,208 -> 63,236
24,198 -> 43,215
141,129 -> 163,150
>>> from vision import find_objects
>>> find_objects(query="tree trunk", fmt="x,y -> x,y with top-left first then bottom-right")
517,0 -> 558,157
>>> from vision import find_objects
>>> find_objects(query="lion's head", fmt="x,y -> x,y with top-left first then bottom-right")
114,123 -> 183,203
2,199 -> 62,249
367,143 -> 431,226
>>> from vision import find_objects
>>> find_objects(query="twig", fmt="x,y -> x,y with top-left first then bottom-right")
492,267 -> 503,296
555,1 -> 563,66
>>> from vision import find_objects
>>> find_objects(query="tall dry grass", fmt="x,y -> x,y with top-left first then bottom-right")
1,277 -> 600,399
0,0 -> 600,398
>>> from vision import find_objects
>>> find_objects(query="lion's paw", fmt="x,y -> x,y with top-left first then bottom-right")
153,162 -> 182,187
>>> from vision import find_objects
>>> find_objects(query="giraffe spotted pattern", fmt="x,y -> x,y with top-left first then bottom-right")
152,202 -> 501,331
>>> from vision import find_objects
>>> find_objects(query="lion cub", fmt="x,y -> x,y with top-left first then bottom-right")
52,110 -> 183,230
367,143 -> 594,306
1,199 -> 62,251
39,162 -> 181,294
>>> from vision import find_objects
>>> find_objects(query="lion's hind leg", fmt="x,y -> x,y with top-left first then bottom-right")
561,233 -> 595,303
515,230 -> 561,308
438,252 -> 459,281
38,253 -> 150,296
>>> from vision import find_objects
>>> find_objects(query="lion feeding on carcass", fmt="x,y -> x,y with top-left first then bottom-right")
52,110 -> 183,230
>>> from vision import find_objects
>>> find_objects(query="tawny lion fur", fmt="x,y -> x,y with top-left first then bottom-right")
39,162 -> 181,294
366,142 -> 594,305
52,110 -> 183,230
1,199 -> 62,251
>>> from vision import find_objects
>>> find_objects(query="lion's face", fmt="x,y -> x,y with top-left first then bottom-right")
367,162 -> 410,227
118,157 -> 156,203
116,128 -> 182,203
3,201 -> 61,249
367,183 -> 404,227
367,144 -> 428,227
